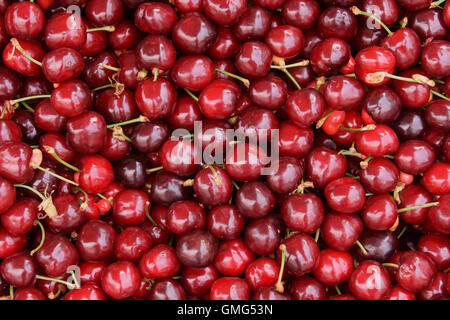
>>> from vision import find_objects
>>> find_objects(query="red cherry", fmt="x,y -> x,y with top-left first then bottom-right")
349,260 -> 391,300
313,249 -> 354,286
355,124 -> 399,157
101,261 -> 140,300
214,238 -> 255,276
64,282 -> 107,300
397,251 -> 437,292
5,2 -> 45,40
355,46 -> 396,87
245,257 -> 280,291
139,244 -> 180,279
210,277 -> 250,300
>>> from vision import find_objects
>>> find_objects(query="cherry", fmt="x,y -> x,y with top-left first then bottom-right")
44,11 -> 87,51
266,156 -> 302,194
418,271 -> 448,300
176,230 -> 218,268
278,121 -> 314,158
166,200 -> 205,235
214,238 -> 254,276
42,48 -> 84,84
113,189 -> 149,227
355,124 -> 399,157
0,119 -> 22,147
0,177 -> 15,214
355,46 -> 396,86
306,147 -> 347,189
45,194 -> 85,234
277,233 -> 319,277
427,194 -> 450,234
393,109 -> 427,141
322,212 -> 364,251
192,165 -> 232,206
0,226 -> 27,259
418,234 -> 450,271
248,76 -> 287,111
131,122 -> 169,154
234,41 -> 273,79
149,278 -> 186,300
397,251 -> 437,292
282,193 -> 324,233
286,88 -> 325,127
361,0 -> 399,26
80,22 -> 108,57
394,140 -> 435,176
0,67 -> 21,101
136,35 -> 176,75
35,234 -> 79,277
300,29 -> 323,59
167,96 -> 202,130
310,37 -> 351,76
423,162 -> 450,195
203,0 -> 247,26
171,55 -> 215,92
397,0 -> 431,11
398,184 -> 433,225
0,252 -> 38,287
174,0 -> 203,14
210,277 -> 250,300
198,79 -> 240,119
361,194 -> 398,230
421,40 -> 450,78
172,13 -> 217,55
360,157 -> 399,194
0,142 -> 34,184
134,2 -> 177,35
135,78 -> 177,120
0,15 -> 8,49
2,39 -> 46,77
425,100 -> 450,133
233,6 -> 270,41
253,287 -> 291,300
244,215 -> 282,256
101,261 -> 140,300
34,100 -> 67,132
362,86 -> 401,124
159,138 -> 199,177
86,0 -> 124,27
181,265 -> 219,296
323,76 -> 365,111
319,6 -> 357,41
245,257 -> 280,291
13,110 -> 41,145
150,171 -> 193,207
325,177 -> 366,214
80,261 -> 107,284
139,244 -> 180,279
77,219 -> 116,262
14,287 -> 46,300
392,69 -> 432,108
207,204 -> 244,240
225,142 -> 268,181
381,28 -> 421,71
265,25 -> 304,59
411,8 -> 448,41
51,80 -> 91,117
384,286 -> 416,300
289,276 -> 326,300
4,1 -> 45,40
314,249 -> 353,286
1,198 -> 39,236
282,0 -> 321,30
349,260 -> 391,300
64,282 -> 107,300
66,111 -> 106,154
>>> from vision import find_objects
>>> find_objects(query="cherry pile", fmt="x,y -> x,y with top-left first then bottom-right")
0,0 -> 448,301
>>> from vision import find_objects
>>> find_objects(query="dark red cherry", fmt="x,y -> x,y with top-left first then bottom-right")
214,238 -> 254,276
398,184 -> 433,225
360,157 -> 399,194
0,67 -> 21,101
149,278 -> 186,300
198,79 -> 240,119
134,2 -> 178,35
42,48 -> 84,84
355,124 -> 399,157
176,230 -> 218,268
418,271 -> 448,300
51,79 -> 91,117
395,140 -> 435,175
249,76 -> 287,110
306,147 -> 347,189
80,261 -> 107,284
181,265 -> 219,296
12,110 -> 41,145
0,15 -> 8,49
0,119 -> 22,147
0,177 -> 16,214
64,282 -> 107,300
172,13 -> 217,55
36,235 -> 79,277
13,287 -> 46,300
193,165 -> 232,206
135,78 -> 177,120
361,0 -> 399,26
288,276 -> 325,300
384,286 -> 416,300
265,25 -> 304,59
397,0 -> 431,11
361,194 -> 397,231
362,86 -> 401,124
282,0 -> 321,30
285,88 -> 325,128
1,198 -> 39,236
349,260 -> 391,300
313,249 -> 353,286
318,6 -> 357,41
167,96 -> 202,130
423,162 -> 450,195
233,6 -> 270,41
322,212 -> 363,251
113,189 -> 149,227
235,41 -> 272,79
235,180 -> 275,219
77,219 -> 116,262
78,154 -> 114,194
325,177 -> 366,214
0,226 -> 27,259
381,28 -> 421,71
208,28 -> 240,59
95,89 -> 138,124
425,100 -> 450,133
46,194 -> 86,234
392,109 -> 427,141
411,8 -> 448,41
210,277 -> 250,300
174,0 -> 202,13
160,138 -> 199,177
86,0 -> 124,27
101,261 -> 140,300
82,52 -> 118,89
44,11 -> 87,51
421,40 -> 450,78
40,132 -> 75,164
418,234 -> 450,271
282,193 -> 324,233
245,257 -> 280,291
80,22 -> 108,57
266,156 -> 302,194
166,200 -> 205,235
139,244 -> 180,279
150,171 -> 193,207
203,0 -> 247,26
5,2 -> 45,40
136,35 -> 176,72
244,215 -> 282,256
34,100 -> 67,132
171,55 -> 215,91
397,251 -> 437,293
0,252 -> 38,287
323,76 -> 365,111
0,142 -> 34,184
66,111 -> 106,154
278,233 -> 319,277
131,122 -> 168,154
279,121 -> 314,158
2,39 -> 45,77
114,227 -> 152,262
310,37 -> 351,76
392,68 -> 431,108
207,204 -> 245,240
427,194 -> 450,234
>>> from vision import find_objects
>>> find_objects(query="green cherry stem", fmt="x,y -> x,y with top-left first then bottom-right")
146,166 -> 164,174
35,275 -> 76,290
30,163 -> 79,186
382,263 -> 399,268
10,38 -> 43,66
335,285 -> 342,295
106,115 -> 149,129
275,244 -> 286,293
397,202 -> 439,213
13,184 -> 45,200
351,7 -> 393,35
43,146 -> 80,172
183,88 -> 199,101
21,101 -> 35,113
30,220 -> 45,256
431,90 -> 450,101
10,94 -> 51,105
314,228 -> 320,243
86,26 -> 115,32
145,202 -> 157,226
215,69 -> 250,87
355,240 -> 368,255
101,64 -> 121,72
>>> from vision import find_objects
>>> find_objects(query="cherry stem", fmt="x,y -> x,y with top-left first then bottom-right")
10,95 -> 51,105
35,275 -> 76,290
13,184 -> 45,200
101,64 -> 121,72
365,192 -> 374,196
215,69 -> 250,87
345,173 -> 360,180
96,193 -> 111,204
183,88 -> 199,101
351,7 -> 393,35
146,166 -> 163,174
44,146 -> 80,172
355,240 -> 368,255
106,115 -> 149,129
339,150 -> 365,159
91,83 -> 116,92
275,244 -> 286,293
386,72 -> 435,86
316,110 -> 334,129
281,68 -> 301,90
431,90 -> 450,101
335,285 -> 342,295
21,101 -> 34,113
339,124 -> 376,131
205,165 -> 222,187
270,60 -> 309,69
48,286 -> 62,300
382,263 -> 399,269
168,234 -> 175,247
145,202 -> 157,226
9,285 -> 14,300
397,202 -> 439,212
384,154 -> 394,159
111,126 -> 132,142
314,228 -> 320,243
86,26 -> 115,32
397,225 -> 408,239
30,220 -> 45,256
9,38 -> 43,66
31,164 -> 79,186
231,179 -> 240,191
73,187 -> 89,211
344,73 -> 356,78
430,0 -> 446,7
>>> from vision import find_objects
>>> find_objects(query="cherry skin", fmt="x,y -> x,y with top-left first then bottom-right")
0,252 -> 39,287
66,111 -> 106,154
136,35 -> 176,73
80,261 -> 107,284
114,154 -> 149,189
44,11 -> 87,51
427,194 -> 450,234
0,119 -> 22,147
42,48 -> 85,84
418,271 -> 448,300
0,67 -> 22,101
411,8 -> 448,41
324,177 -> 366,214
381,28 -> 421,71
2,39 -> 46,77
77,219 -> 117,262
1,198 -> 39,236
100,130 -> 131,162
150,171 -> 193,207
171,13 -> 217,55
323,76 -> 365,111
421,40 -> 450,78
282,0 -> 321,30
360,157 -> 399,194
160,139 -> 199,177
314,249 -> 354,286
235,180 -> 275,219
135,78 -> 177,120
167,96 -> 202,130
134,2 -> 178,35
210,277 -> 250,300
86,0 -> 124,27
398,184 -> 433,225
203,0 -> 247,27
418,234 -> 450,271
384,286 -> 416,300
139,244 -> 180,279
235,41 -> 273,79
286,88 -> 326,128
171,55 -> 215,92
282,193 -> 324,233
34,100 -> 67,133
0,226 -> 27,259
356,124 -> 399,157
392,68 -> 431,108
13,110 -> 41,145
245,257 -> 280,291
244,215 -> 282,256
397,251 -> 437,293
207,204 -> 245,240
14,287 -> 46,300
0,142 -> 34,184
249,76 -> 287,111
265,25 -> 304,59
46,194 -> 86,234
5,1 -> 45,40
233,6 -> 271,41
214,238 -> 254,276
423,162 -> 450,195
113,189 -> 149,227
278,121 -> 314,158
193,165 -> 232,206
0,177 -> 16,214
35,234 -> 79,277
101,261 -> 140,300
225,142 -> 268,181
149,279 -> 186,300
349,260 -> 391,300
425,100 -> 450,133
318,6 -> 357,41
393,109 -> 427,141
397,0 -> 431,11
361,0 -> 399,26
208,27 -> 240,59
198,79 -> 240,119
310,37 -> 351,76
322,212 -> 364,251
277,233 -> 319,277
166,200 -> 206,235
305,147 -> 347,189
395,140 -> 435,175
355,46 -> 396,87
64,283 -> 107,300
131,121 -> 169,154
362,86 -> 401,124
361,194 -> 397,231
289,276 -> 326,300
176,230 -> 218,268
181,265 -> 219,297
266,156 -> 302,194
